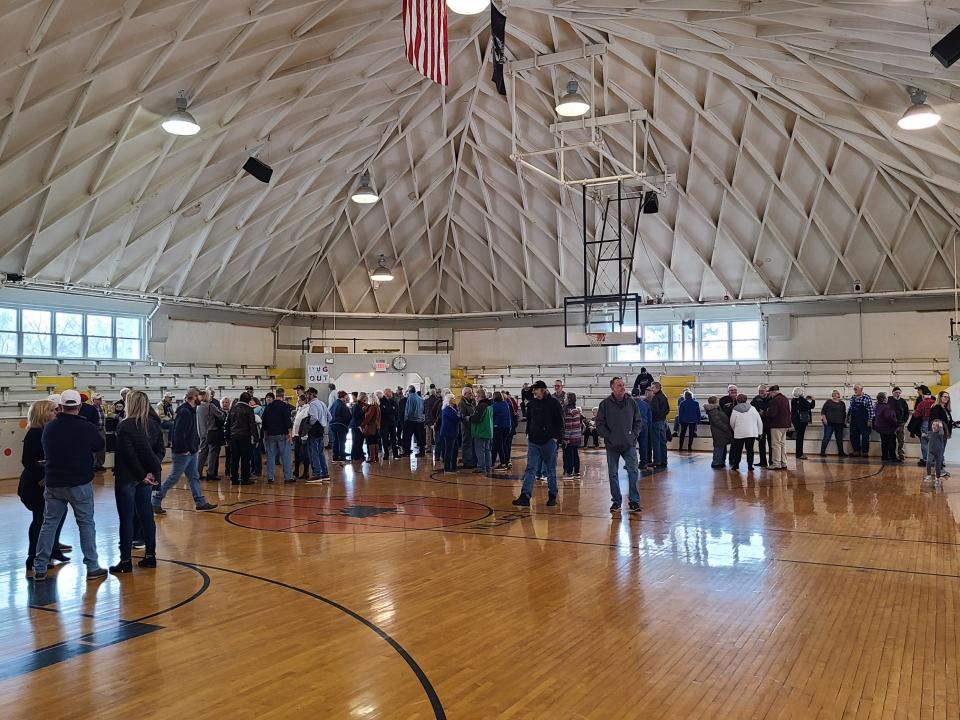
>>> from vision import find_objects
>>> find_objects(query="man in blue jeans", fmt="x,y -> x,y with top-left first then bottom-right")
305,387 -> 331,483
153,389 -> 217,513
633,387 -> 652,468
513,380 -> 564,507
597,377 -> 643,513
649,381 -> 670,468
261,392 -> 294,482
32,389 -> 108,582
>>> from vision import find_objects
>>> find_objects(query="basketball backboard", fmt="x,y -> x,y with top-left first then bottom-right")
564,293 -> 641,347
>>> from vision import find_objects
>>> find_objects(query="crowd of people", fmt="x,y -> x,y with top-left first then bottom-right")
16,373 -> 952,580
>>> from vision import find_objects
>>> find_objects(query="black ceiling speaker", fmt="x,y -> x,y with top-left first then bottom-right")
242,156 -> 273,183
642,191 -> 659,214
932,24 -> 960,68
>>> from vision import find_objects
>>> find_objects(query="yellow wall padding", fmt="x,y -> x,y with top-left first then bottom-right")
36,376 -> 75,392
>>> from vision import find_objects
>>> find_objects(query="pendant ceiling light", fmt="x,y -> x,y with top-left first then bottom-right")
351,170 -> 379,204
161,96 -> 201,136
555,79 -> 590,117
446,0 -> 490,15
370,254 -> 395,282
897,88 -> 941,130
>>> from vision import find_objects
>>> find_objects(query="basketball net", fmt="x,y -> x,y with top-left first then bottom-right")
587,332 -> 607,346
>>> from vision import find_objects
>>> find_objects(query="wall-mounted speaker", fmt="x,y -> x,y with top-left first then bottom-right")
932,24 -> 960,68
642,192 -> 659,214
242,156 -> 273,184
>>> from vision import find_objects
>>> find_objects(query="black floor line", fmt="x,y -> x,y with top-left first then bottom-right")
174,560 -> 447,720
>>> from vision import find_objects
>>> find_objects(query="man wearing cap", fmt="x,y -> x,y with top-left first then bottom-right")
512,380 -> 564,507
32,389 -> 107,582
889,387 -> 910,461
765,385 -> 792,470
152,389 -> 217,513
156,392 -> 176,446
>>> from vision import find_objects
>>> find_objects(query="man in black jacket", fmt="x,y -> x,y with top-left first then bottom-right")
152,389 -> 217,513
649,382 -> 670,468
226,391 -> 259,485
262,391 -> 294,483
380,389 -> 398,459
512,380 -> 564,507
32,389 -> 107,581
890,386 -> 910,461
751,384 -> 772,466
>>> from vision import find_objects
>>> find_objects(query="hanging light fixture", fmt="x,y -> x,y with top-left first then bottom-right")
161,96 -> 201,136
555,79 -> 590,117
351,170 -> 379,204
446,0 -> 490,15
897,88 -> 941,130
370,254 -> 395,282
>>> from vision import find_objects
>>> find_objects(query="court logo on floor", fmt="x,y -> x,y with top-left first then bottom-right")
226,495 -> 491,534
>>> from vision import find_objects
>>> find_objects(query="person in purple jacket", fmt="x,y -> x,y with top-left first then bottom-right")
872,392 -> 901,464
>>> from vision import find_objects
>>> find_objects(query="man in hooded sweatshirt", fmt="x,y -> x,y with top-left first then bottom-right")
597,377 -> 643,513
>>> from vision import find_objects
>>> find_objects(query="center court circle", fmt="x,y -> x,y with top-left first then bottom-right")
226,495 -> 492,534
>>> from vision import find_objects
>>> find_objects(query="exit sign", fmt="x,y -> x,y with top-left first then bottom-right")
374,360 -> 387,372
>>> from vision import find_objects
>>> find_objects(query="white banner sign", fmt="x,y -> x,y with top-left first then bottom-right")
307,364 -> 329,384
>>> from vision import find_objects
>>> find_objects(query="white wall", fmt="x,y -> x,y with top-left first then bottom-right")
452,309 -> 951,368
768,310 -> 949,361
452,325 -> 606,367
159,320 -> 274,365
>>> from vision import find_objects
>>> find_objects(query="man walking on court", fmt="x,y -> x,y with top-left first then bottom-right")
598,377 -> 643,513
513,380 -> 564,507
403,385 -> 426,456
32,389 -> 107,581
153,389 -> 217,513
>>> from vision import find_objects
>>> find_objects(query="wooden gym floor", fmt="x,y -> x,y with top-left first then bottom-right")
1,447 -> 959,719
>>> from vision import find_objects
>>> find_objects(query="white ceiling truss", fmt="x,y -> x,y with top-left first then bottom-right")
1,0 -> 960,316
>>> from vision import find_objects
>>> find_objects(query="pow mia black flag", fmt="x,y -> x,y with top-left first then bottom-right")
491,5 -> 507,96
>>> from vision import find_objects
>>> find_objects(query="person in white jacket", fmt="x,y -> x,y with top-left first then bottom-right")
728,393 -> 763,471
292,399 -> 311,479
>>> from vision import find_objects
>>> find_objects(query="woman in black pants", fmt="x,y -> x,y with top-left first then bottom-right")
19,399 -> 69,578
111,390 -> 163,573
790,388 -> 816,460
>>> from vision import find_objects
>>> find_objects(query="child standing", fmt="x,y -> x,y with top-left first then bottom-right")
562,393 -> 584,479
926,419 -> 946,486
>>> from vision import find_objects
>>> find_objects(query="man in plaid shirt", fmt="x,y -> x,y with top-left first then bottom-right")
847,384 -> 874,457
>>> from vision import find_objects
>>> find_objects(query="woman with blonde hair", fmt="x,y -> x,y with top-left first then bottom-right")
362,394 -> 382,463
19,400 -> 69,577
110,390 -> 164,573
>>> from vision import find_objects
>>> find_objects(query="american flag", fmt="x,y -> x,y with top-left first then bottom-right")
403,0 -> 448,85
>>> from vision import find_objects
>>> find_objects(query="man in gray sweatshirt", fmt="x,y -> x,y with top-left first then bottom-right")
596,376 -> 643,513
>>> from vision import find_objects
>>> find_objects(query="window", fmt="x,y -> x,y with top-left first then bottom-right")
115,317 -> 142,360
0,308 -> 17,356
612,318 -> 763,363
22,309 -> 51,357
86,315 -> 113,358
56,312 -> 84,358
0,305 -> 144,360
